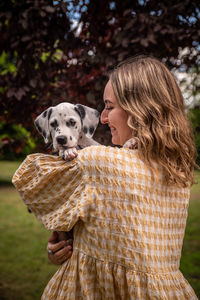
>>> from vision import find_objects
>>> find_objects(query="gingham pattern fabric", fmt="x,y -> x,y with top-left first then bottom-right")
12,145 -> 198,300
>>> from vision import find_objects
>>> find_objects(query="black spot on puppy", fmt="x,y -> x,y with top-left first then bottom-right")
48,108 -> 52,120
89,126 -> 94,135
35,120 -> 42,133
95,110 -> 100,117
43,110 -> 47,118
70,136 -> 72,141
83,126 -> 88,134
43,131 -> 46,138
75,104 -> 86,120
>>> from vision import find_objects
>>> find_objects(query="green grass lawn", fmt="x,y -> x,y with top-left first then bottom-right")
0,160 -> 199,299
0,161 -> 58,300
0,186 -> 58,300
180,170 -> 200,297
0,160 -> 23,184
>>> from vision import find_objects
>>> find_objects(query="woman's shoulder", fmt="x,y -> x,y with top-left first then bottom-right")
78,145 -> 141,166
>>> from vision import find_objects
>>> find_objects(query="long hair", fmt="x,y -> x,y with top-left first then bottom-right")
109,55 -> 197,187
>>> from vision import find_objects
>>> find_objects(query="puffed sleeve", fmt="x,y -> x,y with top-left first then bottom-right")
12,153 -> 86,232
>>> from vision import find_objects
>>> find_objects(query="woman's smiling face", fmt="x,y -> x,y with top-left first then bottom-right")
101,80 -> 132,146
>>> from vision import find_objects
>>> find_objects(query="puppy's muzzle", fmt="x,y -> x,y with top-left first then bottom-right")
56,135 -> 67,146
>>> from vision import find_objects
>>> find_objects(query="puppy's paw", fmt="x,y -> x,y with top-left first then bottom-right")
62,148 -> 78,161
59,149 -> 64,158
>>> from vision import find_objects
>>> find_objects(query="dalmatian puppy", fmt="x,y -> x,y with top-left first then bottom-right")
34,102 -> 100,242
35,102 -> 100,160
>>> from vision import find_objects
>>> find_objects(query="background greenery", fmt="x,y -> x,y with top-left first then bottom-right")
0,161 -> 199,299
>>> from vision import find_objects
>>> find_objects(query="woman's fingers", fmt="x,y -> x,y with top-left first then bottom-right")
54,245 -> 73,262
47,232 -> 73,265
48,245 -> 73,265
47,239 -> 68,253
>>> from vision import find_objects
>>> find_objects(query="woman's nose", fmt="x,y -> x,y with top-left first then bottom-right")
100,109 -> 108,124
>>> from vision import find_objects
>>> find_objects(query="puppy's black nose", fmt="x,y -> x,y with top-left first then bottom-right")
56,136 -> 67,145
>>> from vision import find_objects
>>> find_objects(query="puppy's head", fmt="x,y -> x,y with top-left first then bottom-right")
35,102 -> 99,151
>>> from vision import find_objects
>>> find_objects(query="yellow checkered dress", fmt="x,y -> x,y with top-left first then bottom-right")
12,145 -> 198,299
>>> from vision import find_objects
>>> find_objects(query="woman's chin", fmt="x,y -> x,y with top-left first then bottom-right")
111,136 -> 121,146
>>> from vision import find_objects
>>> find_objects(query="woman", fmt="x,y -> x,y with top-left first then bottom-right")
13,55 -> 198,299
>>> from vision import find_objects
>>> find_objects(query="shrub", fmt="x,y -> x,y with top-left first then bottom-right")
0,122 -> 36,160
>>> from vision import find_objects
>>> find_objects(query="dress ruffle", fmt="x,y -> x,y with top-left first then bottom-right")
42,250 -> 197,300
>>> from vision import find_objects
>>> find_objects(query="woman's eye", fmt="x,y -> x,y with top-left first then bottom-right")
105,107 -> 113,111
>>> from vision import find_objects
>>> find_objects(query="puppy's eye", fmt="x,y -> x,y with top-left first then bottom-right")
50,120 -> 58,128
66,119 -> 76,127
70,119 -> 76,126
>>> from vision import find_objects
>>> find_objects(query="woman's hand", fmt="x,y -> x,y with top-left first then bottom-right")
47,231 -> 73,265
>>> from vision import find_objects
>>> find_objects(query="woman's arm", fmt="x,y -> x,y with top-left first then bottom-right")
47,231 -> 73,265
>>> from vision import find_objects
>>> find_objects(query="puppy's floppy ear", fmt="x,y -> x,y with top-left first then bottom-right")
34,107 -> 53,143
74,104 -> 100,138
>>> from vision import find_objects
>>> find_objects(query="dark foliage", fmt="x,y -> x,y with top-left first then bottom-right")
0,0 -> 200,146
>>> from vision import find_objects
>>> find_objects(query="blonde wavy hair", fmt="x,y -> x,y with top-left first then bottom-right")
109,55 -> 197,187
